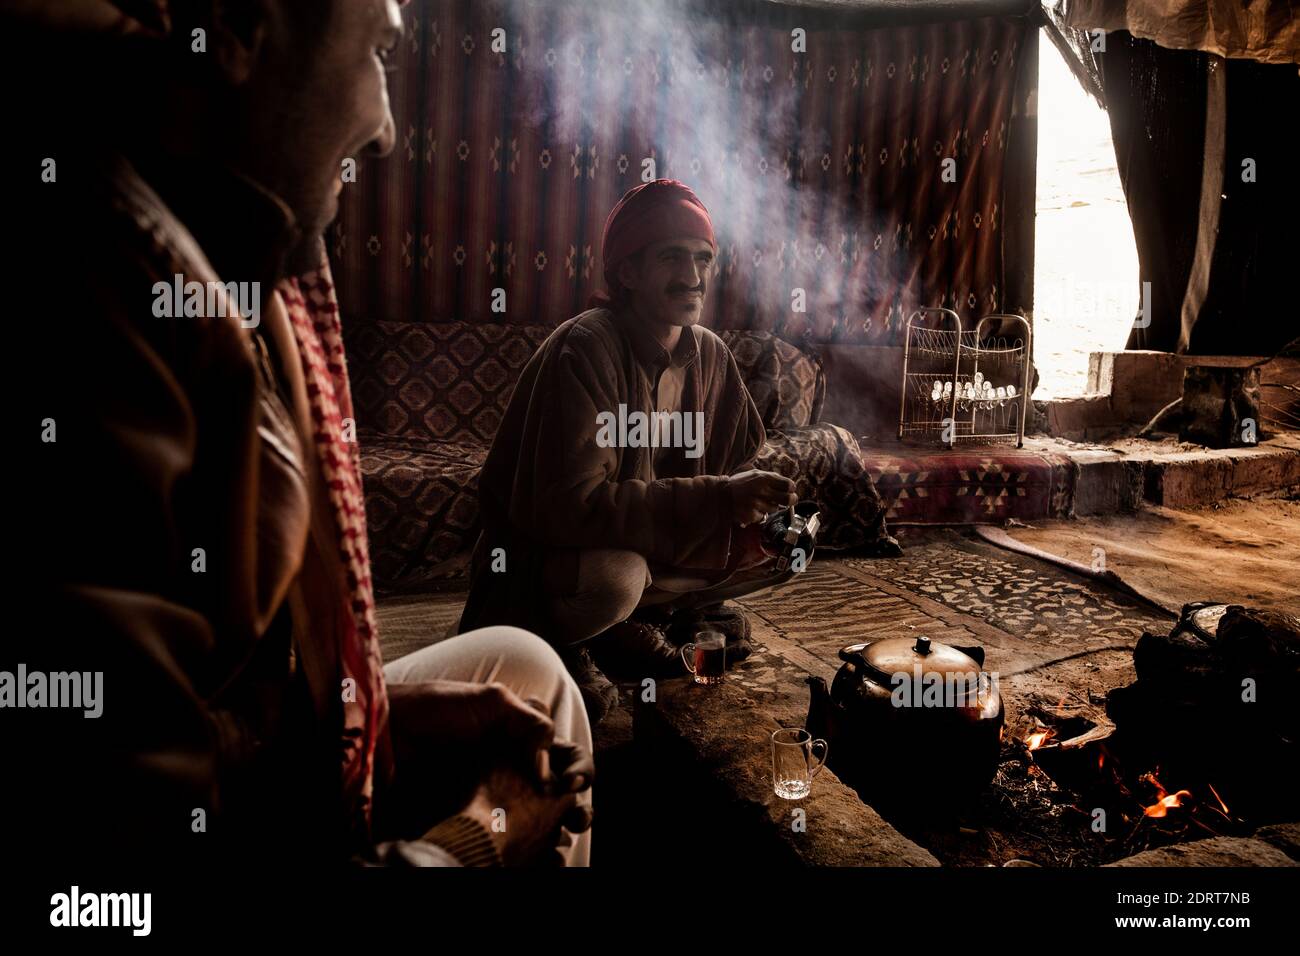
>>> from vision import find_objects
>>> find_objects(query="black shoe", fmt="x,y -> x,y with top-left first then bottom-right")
666,602 -> 755,663
559,647 -> 619,725
862,533 -> 903,558
629,603 -> 674,631
588,619 -> 685,680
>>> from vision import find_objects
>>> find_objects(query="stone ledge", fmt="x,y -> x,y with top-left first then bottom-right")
1252,822 -> 1300,861
1023,434 -> 1300,513
1106,835 -> 1299,867
1144,441 -> 1300,508
633,675 -> 940,867
1042,394 -> 1123,443
1072,454 -> 1145,516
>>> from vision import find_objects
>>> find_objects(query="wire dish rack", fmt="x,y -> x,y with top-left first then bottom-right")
898,308 -> 1032,448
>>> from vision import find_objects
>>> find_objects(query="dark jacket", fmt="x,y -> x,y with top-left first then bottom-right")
2,4 -> 497,870
10,147 -> 361,863
457,307 -> 766,644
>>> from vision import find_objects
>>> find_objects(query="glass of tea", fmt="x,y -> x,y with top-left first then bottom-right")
771,727 -> 829,800
681,629 -> 726,686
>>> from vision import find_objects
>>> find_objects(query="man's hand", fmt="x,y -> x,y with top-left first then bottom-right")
388,680 -> 554,777
727,523 -> 770,571
727,469 -> 798,527
455,741 -> 595,866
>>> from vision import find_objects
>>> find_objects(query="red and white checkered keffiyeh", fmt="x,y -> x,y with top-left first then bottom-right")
280,262 -> 387,829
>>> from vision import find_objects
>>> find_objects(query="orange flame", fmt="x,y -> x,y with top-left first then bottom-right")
1025,729 -> 1055,751
1138,771 -> 1192,818
1207,783 -> 1230,816
1144,789 -> 1192,818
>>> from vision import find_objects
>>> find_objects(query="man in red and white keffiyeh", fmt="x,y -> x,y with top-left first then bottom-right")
9,0 -> 592,867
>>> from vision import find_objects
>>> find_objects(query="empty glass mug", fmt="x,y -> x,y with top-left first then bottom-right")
681,629 -> 726,686
771,728 -> 829,800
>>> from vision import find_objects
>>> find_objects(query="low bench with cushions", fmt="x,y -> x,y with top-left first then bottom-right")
343,319 -> 895,593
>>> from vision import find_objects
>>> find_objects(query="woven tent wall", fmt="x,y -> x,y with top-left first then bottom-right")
331,0 -> 1037,346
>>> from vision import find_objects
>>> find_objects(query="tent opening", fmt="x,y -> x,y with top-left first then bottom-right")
1032,26 -> 1139,399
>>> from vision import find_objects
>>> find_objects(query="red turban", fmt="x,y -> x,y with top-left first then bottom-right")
592,179 -> 716,306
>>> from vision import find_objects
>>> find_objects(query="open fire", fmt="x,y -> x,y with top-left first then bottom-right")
1017,721 -> 1250,857
989,602 -> 1299,863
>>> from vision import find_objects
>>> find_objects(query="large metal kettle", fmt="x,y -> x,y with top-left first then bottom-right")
806,635 -> 1004,814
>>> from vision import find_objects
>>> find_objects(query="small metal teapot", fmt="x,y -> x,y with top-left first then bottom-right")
806,636 -> 1004,813
759,501 -> 821,573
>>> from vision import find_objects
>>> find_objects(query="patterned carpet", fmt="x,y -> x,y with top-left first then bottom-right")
846,529 -> 1171,649
716,529 -> 1169,725
376,528 -> 1170,686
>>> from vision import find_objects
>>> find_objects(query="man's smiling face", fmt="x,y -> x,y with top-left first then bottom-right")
618,237 -> 715,329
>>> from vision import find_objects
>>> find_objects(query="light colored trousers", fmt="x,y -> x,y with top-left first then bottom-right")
383,626 -> 593,867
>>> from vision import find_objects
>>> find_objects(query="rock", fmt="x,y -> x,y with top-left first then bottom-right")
1252,822 -> 1300,861
1106,836 -> 1297,867
1180,365 -> 1260,449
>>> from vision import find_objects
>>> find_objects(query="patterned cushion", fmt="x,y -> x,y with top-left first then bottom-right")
345,320 -> 554,444
719,330 -> 825,429
359,433 -> 486,590
755,423 -> 897,553
861,447 -> 1076,525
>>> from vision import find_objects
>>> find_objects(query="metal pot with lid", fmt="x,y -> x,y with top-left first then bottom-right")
806,635 -> 1004,813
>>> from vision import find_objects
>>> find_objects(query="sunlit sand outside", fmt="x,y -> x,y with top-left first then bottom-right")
1033,33 -> 1140,398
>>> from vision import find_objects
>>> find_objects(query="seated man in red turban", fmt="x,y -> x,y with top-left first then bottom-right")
458,180 -> 799,721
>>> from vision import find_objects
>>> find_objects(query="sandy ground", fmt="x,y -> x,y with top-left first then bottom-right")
1005,494 -> 1300,613
1033,33 -> 1140,400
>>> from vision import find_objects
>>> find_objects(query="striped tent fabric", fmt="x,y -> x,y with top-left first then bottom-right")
332,0 -> 1031,345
